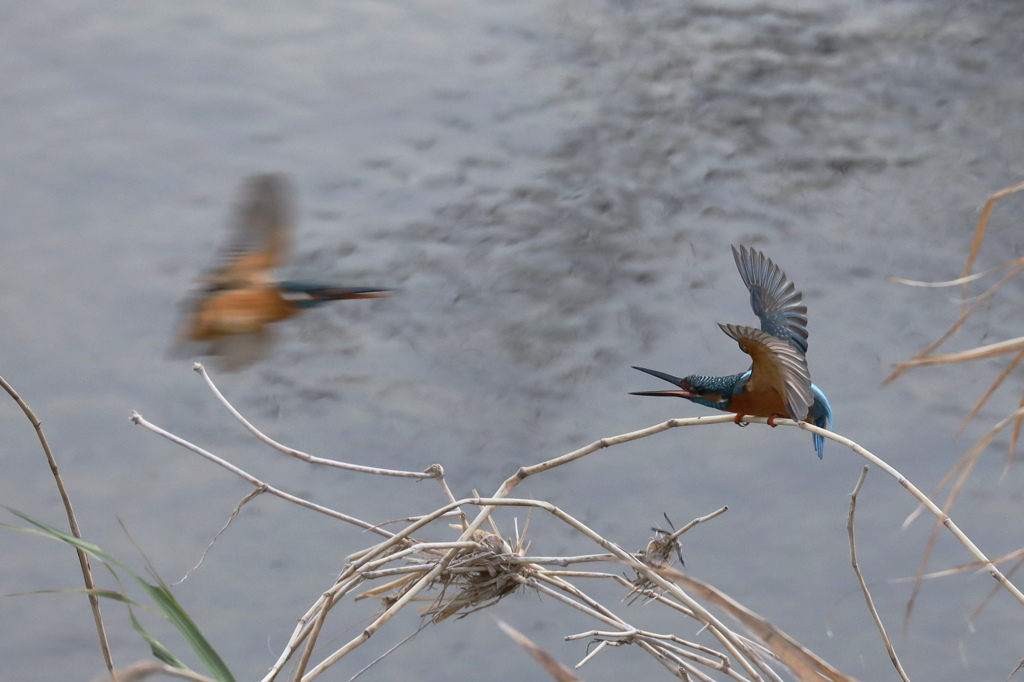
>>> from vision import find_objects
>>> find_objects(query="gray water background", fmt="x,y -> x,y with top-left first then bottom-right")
3,1 -> 1024,680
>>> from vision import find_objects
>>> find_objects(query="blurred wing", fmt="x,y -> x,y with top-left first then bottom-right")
207,174 -> 294,286
176,174 -> 292,349
732,245 -> 809,354
719,323 -> 813,421
211,328 -> 277,371
167,322 -> 276,371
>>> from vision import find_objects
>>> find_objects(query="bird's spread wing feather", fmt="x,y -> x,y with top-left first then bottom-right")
173,174 -> 293,349
207,174 -> 294,286
732,245 -> 809,354
719,323 -> 813,421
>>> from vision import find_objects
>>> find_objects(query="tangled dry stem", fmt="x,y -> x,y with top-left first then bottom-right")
126,364 -> 1024,682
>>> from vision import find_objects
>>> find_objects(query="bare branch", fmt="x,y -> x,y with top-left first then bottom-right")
193,362 -> 441,480
130,411 -> 393,538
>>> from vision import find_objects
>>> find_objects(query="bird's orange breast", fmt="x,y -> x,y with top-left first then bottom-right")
727,385 -> 795,420
186,287 -> 294,340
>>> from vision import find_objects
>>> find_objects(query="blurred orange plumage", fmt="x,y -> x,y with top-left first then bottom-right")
172,174 -> 389,368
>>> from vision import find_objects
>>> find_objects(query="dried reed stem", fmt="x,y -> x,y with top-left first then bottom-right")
787,417 -> 1024,607
1,375 -> 116,682
847,467 -> 909,681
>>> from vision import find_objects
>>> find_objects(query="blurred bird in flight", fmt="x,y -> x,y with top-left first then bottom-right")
631,245 -> 833,458
173,174 -> 389,369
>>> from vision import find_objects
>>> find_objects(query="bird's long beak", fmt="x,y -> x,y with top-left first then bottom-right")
629,366 -> 697,398
314,287 -> 392,301
631,366 -> 684,385
629,389 -> 697,398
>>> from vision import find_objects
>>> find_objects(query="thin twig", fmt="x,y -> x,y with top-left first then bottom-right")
503,554 -> 615,566
884,266 -> 1024,385
87,660 -> 215,682
847,467 -> 909,681
131,411 -> 393,537
784,417 -> 1024,608
891,334 -> 1024,371
901,403 -> 1024,627
177,485 -> 267,585
563,622 -> 741,679
1007,391 -> 1024,478
524,576 -> 630,636
960,180 -> 1024,303
1,375 -> 115,682
193,363 -> 440,480
344,627 -> 423,682
955,348 -> 1024,436
666,506 -> 729,544
888,258 -> 1024,287
292,591 -> 333,682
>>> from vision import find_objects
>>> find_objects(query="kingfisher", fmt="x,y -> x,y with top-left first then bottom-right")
630,245 -> 833,458
173,174 -> 389,368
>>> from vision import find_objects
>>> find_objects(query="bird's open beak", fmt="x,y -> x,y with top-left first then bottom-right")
629,366 -> 697,398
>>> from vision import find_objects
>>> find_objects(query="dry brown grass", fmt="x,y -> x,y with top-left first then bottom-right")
885,181 -> 1024,630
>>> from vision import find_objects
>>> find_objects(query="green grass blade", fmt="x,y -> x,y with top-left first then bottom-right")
3,507 -> 236,682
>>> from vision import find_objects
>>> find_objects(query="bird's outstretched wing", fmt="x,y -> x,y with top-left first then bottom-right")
172,174 -> 294,353
719,323 -> 813,421
732,245 -> 808,355
206,173 -> 294,287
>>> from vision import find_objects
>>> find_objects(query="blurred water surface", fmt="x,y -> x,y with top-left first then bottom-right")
3,1 -> 1024,680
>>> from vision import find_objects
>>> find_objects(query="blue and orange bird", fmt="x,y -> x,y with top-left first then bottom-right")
174,174 -> 389,368
630,245 -> 833,458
